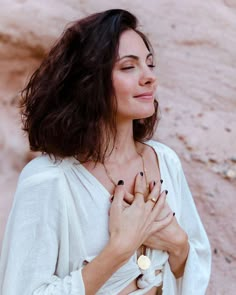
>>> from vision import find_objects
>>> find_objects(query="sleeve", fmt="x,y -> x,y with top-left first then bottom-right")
0,169 -> 86,295
175,160 -> 212,295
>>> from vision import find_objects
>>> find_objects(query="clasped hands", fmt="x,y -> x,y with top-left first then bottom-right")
108,172 -> 189,278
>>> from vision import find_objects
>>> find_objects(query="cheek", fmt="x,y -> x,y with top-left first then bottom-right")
113,76 -> 135,98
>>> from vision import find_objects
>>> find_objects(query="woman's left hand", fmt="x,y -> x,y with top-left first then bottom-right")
143,195 -> 187,254
143,182 -> 190,278
120,181 -> 188,255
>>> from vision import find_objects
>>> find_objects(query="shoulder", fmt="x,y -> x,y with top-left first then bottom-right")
13,155 -> 75,210
18,154 -> 72,186
145,139 -> 182,167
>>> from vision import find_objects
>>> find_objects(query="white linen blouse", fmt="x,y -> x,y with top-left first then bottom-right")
0,140 -> 211,295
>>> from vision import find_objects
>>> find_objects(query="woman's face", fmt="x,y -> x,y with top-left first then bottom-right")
112,29 -> 157,123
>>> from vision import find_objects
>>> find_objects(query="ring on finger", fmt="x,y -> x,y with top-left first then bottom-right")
135,191 -> 144,196
150,197 -> 157,203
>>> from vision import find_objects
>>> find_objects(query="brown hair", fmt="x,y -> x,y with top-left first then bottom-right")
20,9 -> 159,163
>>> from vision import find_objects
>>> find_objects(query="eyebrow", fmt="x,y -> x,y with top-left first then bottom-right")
117,52 -> 153,61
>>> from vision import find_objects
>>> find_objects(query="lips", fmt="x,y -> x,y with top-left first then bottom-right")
134,92 -> 153,99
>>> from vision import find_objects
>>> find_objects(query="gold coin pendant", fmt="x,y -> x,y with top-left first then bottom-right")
137,254 -> 151,270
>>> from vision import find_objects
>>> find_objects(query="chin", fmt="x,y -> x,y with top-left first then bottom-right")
137,107 -> 155,119
134,113 -> 154,120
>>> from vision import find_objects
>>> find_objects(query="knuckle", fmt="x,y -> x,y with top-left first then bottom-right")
159,195 -> 167,206
148,190 -> 158,200
165,214 -> 174,225
135,200 -> 144,210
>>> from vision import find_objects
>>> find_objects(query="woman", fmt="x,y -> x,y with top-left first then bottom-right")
0,9 -> 211,295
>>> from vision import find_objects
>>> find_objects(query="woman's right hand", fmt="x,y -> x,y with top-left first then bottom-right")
108,173 -> 173,260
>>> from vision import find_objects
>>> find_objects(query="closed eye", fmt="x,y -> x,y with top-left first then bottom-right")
121,66 -> 135,70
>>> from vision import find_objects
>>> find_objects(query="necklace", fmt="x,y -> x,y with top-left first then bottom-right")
103,145 -> 149,190
103,144 -> 151,271
137,245 -> 151,270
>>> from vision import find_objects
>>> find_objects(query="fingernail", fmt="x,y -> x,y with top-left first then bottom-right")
165,190 -> 168,195
110,195 -> 114,202
117,180 -> 124,185
160,179 -> 163,184
140,171 -> 144,176
82,260 -> 89,266
173,212 -> 175,216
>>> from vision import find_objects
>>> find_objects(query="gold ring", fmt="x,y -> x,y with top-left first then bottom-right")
135,191 -> 143,195
150,197 -> 157,203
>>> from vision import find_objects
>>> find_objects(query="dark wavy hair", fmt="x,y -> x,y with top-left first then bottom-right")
20,9 -> 159,163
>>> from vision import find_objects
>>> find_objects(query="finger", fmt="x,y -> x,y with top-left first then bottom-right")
109,195 -> 114,203
150,211 -> 174,233
122,200 -> 130,209
133,172 -> 146,203
149,180 -> 155,191
148,189 -> 168,219
156,203 -> 172,221
110,195 -> 130,208
112,183 -> 134,206
145,183 -> 161,211
110,191 -> 134,205
110,180 -> 126,213
110,200 -> 130,215
149,179 -> 163,196
124,191 -> 135,205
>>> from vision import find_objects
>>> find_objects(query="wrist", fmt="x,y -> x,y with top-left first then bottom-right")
168,231 -> 189,257
107,236 -> 134,265
82,238 -> 133,295
168,233 -> 189,278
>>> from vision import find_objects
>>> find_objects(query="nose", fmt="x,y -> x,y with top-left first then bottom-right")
139,66 -> 157,87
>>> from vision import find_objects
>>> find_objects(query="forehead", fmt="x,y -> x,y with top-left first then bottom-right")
117,29 -> 150,58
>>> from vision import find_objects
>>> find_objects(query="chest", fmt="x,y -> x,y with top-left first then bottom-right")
83,156 -> 160,197
63,179 -> 111,262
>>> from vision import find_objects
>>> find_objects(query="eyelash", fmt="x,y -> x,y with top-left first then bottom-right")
121,66 -> 134,70
121,64 -> 156,70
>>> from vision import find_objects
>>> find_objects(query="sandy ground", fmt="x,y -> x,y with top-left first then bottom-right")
0,1 -> 236,293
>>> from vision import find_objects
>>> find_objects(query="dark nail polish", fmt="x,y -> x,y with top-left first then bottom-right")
173,212 -> 175,216
117,180 -> 124,185
160,179 -> 163,184
140,171 -> 144,176
165,190 -> 168,195
82,260 -> 89,266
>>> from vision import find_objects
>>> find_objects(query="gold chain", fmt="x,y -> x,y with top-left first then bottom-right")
103,145 -> 149,190
103,145 -> 151,270
103,163 -> 117,187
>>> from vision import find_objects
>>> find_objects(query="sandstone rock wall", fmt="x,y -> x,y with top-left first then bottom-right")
0,0 -> 235,293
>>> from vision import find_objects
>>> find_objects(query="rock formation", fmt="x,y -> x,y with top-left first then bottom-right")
0,0 -> 235,293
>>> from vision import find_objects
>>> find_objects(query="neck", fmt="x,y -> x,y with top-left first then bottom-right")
105,121 -> 139,164
102,120 -> 148,192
